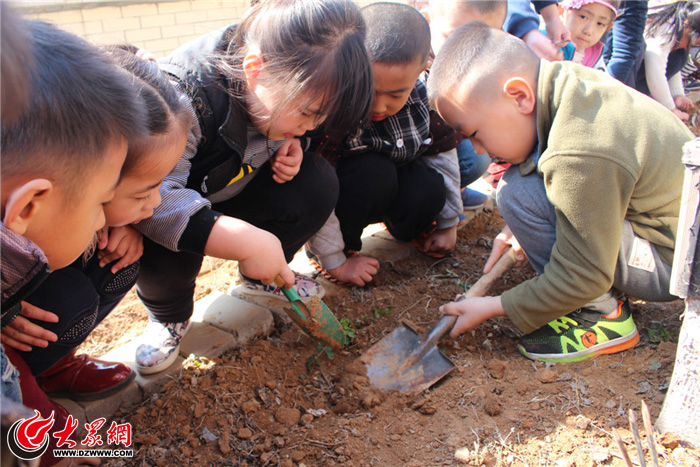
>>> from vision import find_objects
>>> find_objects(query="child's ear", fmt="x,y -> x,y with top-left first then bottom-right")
243,52 -> 264,89
3,179 -> 53,235
503,77 -> 536,114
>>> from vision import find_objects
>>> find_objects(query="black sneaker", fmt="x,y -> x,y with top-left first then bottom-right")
517,300 -> 639,363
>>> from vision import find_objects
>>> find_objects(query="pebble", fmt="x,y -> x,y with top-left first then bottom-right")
276,407 -> 301,426
291,450 -> 306,462
390,434 -> 401,441
536,369 -> 558,384
237,427 -> 253,440
300,413 -> 314,426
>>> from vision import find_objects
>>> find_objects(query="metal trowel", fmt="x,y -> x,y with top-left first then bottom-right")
359,249 -> 517,394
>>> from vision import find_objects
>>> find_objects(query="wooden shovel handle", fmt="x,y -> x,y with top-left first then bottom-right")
463,248 -> 518,298
274,275 -> 287,288
422,248 -> 517,347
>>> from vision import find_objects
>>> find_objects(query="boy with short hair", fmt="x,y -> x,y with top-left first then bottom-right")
307,2 -> 462,286
426,0 -> 509,210
429,22 -> 692,362
1,19 -> 146,462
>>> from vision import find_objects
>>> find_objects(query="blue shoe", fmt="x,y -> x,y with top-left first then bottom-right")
461,187 -> 488,211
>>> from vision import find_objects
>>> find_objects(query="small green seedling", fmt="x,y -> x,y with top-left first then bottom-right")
373,307 -> 392,319
340,318 -> 356,341
305,342 -> 336,373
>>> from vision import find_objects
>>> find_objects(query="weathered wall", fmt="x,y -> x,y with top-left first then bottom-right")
15,0 -> 414,59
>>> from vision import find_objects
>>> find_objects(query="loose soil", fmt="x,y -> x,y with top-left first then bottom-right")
80,208 -> 699,467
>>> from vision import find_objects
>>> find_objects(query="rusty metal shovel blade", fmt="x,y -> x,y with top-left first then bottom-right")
360,317 -> 457,393
360,249 -> 517,394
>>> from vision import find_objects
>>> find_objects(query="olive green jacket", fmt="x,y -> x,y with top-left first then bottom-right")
502,60 -> 692,333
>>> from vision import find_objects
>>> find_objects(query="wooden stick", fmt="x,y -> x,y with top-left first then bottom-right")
629,409 -> 647,467
613,428 -> 635,467
641,400 -> 660,467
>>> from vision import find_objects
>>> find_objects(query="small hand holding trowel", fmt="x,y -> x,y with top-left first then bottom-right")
359,249 -> 517,394
274,275 -> 348,349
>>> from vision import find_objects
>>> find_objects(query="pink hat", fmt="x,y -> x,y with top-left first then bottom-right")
560,0 -> 618,19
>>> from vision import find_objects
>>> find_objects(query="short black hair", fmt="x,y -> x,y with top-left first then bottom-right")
104,44 -> 194,176
1,3 -> 33,125
362,2 -> 431,66
427,21 -> 539,104
1,20 -> 147,198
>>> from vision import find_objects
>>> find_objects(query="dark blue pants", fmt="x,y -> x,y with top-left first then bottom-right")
335,152 -> 446,252
21,255 -> 139,376
137,152 -> 339,323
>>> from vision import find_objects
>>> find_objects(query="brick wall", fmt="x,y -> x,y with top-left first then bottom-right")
16,0 -> 415,59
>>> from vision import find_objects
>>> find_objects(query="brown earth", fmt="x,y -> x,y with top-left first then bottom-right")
80,208 -> 699,467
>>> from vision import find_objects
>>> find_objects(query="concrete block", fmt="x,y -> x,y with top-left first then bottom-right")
36,8 -> 82,24
162,23 -> 195,39
140,13 -> 176,28
192,291 -> 275,345
51,397 -> 86,423
143,38 -> 180,56
207,7 -> 244,21
158,1 -> 195,14
82,20 -> 104,35
361,235 -> 414,263
125,26 -> 162,43
178,321 -> 236,359
121,3 -> 159,17
81,6 -> 122,22
175,9 -> 208,24
135,355 -> 185,398
100,340 -> 184,398
102,16 -> 141,33
228,286 -> 295,327
80,382 -> 142,423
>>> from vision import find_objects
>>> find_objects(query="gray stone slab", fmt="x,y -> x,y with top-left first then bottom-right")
179,320 -> 236,359
360,234 -> 414,263
228,286 -> 294,326
79,381 -> 142,423
100,339 -> 184,398
192,291 -> 274,346
51,397 -> 86,423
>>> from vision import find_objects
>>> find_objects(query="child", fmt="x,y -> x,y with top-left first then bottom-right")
1,19 -> 147,464
555,0 -> 620,70
306,2 -> 462,286
426,0 -> 509,210
635,0 -> 700,121
429,22 -> 692,362
2,45 -> 193,402
134,0 -> 374,374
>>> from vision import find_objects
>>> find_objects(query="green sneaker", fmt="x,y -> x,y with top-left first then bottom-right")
517,300 -> 639,363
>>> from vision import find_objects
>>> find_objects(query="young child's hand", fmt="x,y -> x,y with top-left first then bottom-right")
672,108 -> 690,122
522,29 -> 563,61
439,296 -> 505,338
271,138 -> 303,184
328,255 -> 380,286
237,226 -> 296,287
1,301 -> 58,351
674,95 -> 695,111
540,4 -> 571,48
97,225 -> 144,273
416,225 -> 458,257
483,226 -> 527,273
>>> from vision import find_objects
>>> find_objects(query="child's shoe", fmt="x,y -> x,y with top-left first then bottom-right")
238,271 -> 325,300
135,319 -> 192,375
517,300 -> 638,363
461,187 -> 488,210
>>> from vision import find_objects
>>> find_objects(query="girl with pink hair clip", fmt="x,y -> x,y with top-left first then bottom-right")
557,0 -> 621,70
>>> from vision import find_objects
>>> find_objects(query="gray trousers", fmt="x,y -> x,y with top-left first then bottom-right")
496,166 -> 677,316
